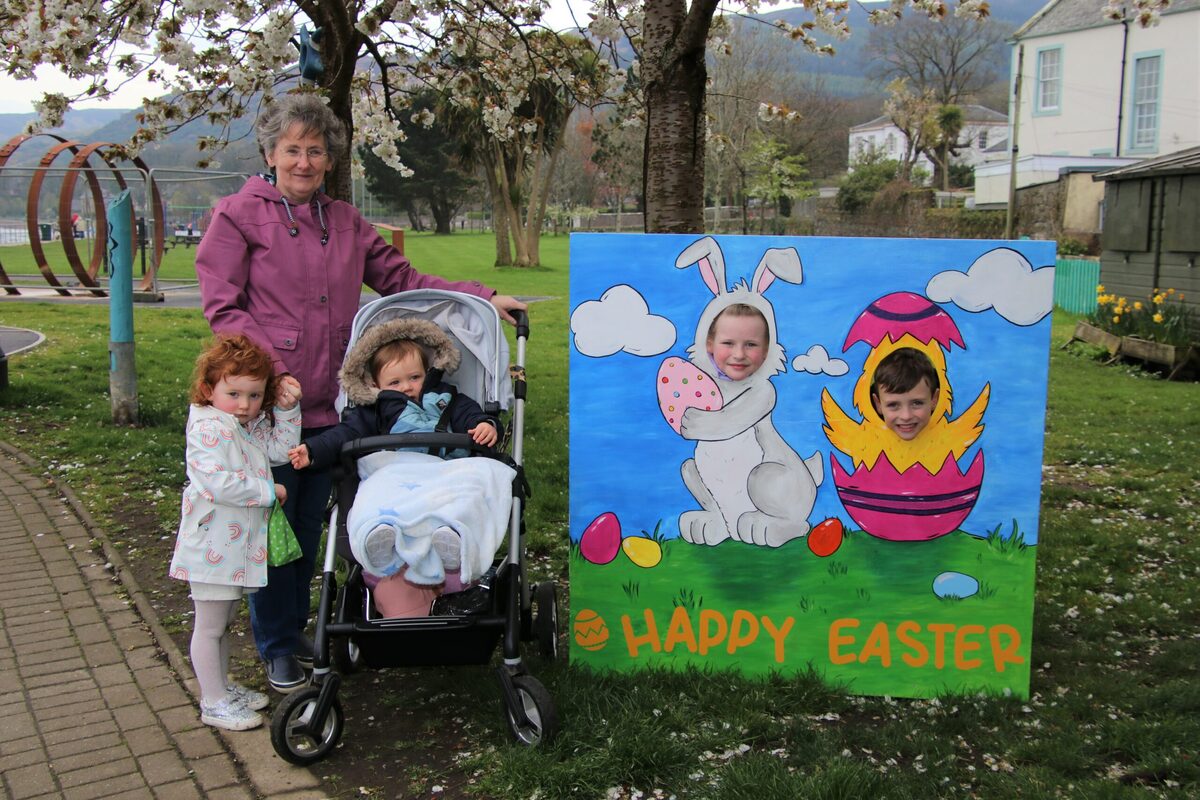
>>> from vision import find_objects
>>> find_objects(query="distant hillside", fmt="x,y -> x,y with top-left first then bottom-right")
0,108 -> 131,144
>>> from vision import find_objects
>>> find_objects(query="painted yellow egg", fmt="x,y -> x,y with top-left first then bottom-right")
621,536 -> 662,568
573,609 -> 609,651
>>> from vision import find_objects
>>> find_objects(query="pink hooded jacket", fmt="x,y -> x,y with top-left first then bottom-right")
197,176 -> 495,427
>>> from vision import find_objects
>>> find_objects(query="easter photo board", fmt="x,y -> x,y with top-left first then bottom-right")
568,233 -> 1057,700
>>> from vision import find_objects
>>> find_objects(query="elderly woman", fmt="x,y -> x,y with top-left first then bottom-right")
196,93 -> 526,693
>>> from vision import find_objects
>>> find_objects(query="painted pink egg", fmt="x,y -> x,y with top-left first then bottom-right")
831,451 -> 984,541
580,512 -> 622,565
843,292 -> 965,352
656,357 -> 724,434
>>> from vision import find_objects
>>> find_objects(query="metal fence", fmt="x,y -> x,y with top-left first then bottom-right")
1054,257 -> 1101,314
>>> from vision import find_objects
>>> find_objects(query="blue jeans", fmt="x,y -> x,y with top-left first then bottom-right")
250,425 -> 333,661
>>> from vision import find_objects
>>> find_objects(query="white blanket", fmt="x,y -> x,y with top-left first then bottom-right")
347,451 -> 515,584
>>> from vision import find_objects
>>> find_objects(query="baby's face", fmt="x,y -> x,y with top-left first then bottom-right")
373,352 -> 426,402
708,313 -> 768,381
872,379 -> 939,441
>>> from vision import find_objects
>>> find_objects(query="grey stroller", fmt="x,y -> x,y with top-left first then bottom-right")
269,290 -> 560,765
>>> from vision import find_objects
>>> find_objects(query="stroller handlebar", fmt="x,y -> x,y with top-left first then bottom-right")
511,307 -> 529,340
338,433 -> 492,465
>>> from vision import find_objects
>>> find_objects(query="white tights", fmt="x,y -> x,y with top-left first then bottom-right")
190,599 -> 240,705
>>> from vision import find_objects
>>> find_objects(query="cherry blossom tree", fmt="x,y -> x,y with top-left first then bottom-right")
1,0 -> 1171,233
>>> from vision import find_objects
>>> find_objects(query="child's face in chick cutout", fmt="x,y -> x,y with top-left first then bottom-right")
872,379 -> 939,441
373,351 -> 426,402
708,312 -> 768,381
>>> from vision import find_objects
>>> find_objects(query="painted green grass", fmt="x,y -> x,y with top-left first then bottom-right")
571,528 -> 1035,698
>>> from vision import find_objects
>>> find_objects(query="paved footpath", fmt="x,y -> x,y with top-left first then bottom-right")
0,443 -> 326,799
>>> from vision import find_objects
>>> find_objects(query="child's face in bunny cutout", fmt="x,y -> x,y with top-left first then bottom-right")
707,309 -> 768,381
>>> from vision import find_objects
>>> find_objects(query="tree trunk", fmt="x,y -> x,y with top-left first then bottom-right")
482,164 -> 513,266
641,0 -> 719,233
431,196 -> 453,234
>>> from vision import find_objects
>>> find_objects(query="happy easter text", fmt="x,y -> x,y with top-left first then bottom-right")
616,609 -> 1025,672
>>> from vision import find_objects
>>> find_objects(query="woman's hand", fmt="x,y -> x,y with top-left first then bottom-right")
469,422 -> 499,448
276,375 -> 303,409
274,483 -> 288,505
489,294 -> 527,325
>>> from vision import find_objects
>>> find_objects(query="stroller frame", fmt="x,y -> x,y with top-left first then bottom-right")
270,295 -> 559,765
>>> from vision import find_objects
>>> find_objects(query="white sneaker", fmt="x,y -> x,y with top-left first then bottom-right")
201,696 -> 263,731
226,683 -> 270,711
432,526 -> 462,572
364,524 -> 397,571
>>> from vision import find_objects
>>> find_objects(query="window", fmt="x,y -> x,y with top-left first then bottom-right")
1131,54 -> 1161,149
1036,48 -> 1062,113
977,130 -> 989,150
885,133 -> 896,153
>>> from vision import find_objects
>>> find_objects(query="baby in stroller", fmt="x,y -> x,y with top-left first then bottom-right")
288,317 -> 513,615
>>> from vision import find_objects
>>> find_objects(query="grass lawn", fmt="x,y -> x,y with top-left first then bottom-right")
0,232 -> 1196,798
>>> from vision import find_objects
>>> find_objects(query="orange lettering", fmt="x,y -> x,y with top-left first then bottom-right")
761,615 -> 794,663
727,610 -> 759,654
988,624 -> 1024,673
621,610 -> 661,657
663,606 -> 697,654
698,609 -> 727,655
954,624 -> 985,670
927,623 -> 955,669
858,621 -> 892,666
896,620 -> 928,667
829,618 -> 859,665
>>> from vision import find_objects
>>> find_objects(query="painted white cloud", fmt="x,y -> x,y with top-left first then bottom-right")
791,344 -> 849,377
926,247 -> 1055,326
570,284 -> 676,357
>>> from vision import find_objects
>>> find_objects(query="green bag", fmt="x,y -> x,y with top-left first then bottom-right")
267,504 -> 303,567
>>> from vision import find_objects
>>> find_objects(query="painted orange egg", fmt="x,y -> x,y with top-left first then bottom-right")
807,518 -> 844,557
573,609 -> 610,651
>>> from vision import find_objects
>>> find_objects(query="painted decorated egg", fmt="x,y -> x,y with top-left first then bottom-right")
621,536 -> 663,568
580,512 -> 621,564
933,571 -> 980,599
831,451 -> 984,542
573,609 -> 610,651
656,357 -> 723,434
807,518 -> 844,557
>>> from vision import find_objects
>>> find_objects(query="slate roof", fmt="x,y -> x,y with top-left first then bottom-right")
849,105 -> 1007,131
1014,0 -> 1200,40
1093,145 -> 1200,181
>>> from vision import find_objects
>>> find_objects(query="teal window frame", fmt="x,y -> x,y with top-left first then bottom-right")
1127,51 -> 1163,154
1034,46 -> 1063,117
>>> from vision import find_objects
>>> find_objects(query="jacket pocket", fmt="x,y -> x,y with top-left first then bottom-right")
335,324 -> 353,361
260,322 -> 302,353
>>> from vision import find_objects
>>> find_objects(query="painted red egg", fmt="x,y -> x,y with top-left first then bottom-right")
807,518 -> 844,557
580,512 -> 622,564
831,451 -> 984,541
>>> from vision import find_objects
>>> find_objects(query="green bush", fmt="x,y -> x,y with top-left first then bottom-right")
1090,285 -> 1197,346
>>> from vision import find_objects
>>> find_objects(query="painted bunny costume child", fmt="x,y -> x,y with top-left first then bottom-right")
169,335 -> 301,732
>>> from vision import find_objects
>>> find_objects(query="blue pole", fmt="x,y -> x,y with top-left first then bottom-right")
107,189 -> 139,424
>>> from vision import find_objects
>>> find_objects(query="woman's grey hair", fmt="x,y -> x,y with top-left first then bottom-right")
255,94 -> 346,168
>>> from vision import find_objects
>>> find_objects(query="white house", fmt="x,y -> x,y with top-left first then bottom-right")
997,0 -> 1200,190
847,105 -> 1008,181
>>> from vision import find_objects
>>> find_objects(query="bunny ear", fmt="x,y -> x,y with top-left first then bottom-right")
752,248 -> 804,294
676,236 -> 726,296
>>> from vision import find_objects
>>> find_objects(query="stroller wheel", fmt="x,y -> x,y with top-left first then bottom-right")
332,636 -> 363,674
534,581 -> 559,661
271,686 -> 344,765
503,674 -> 559,746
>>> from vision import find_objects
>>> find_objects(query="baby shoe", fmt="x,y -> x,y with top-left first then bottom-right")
225,683 -> 270,711
363,524 -> 397,572
432,526 -> 462,572
200,696 -> 263,731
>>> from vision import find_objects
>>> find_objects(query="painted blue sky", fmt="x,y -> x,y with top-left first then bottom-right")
569,233 -> 1057,547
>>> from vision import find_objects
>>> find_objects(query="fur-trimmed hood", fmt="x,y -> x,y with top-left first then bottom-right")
340,318 -> 461,407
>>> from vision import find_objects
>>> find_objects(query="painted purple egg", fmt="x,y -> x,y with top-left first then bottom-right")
831,451 -> 984,541
580,512 -> 622,564
843,292 -> 965,352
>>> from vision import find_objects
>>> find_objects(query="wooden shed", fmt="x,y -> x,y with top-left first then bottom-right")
1094,147 -> 1200,310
